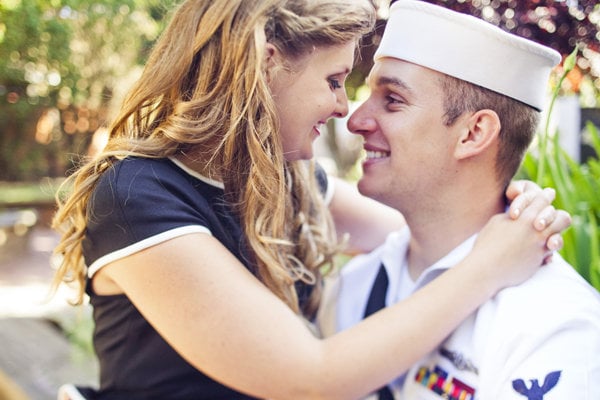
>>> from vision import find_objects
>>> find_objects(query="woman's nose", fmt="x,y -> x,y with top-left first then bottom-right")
333,90 -> 349,118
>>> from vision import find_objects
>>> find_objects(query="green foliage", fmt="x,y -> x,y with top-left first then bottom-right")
58,309 -> 96,360
0,0 -> 176,181
521,123 -> 600,291
0,178 -> 64,204
518,49 -> 600,291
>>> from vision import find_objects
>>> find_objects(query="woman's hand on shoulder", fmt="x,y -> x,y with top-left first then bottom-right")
506,179 -> 571,252
470,181 -> 571,292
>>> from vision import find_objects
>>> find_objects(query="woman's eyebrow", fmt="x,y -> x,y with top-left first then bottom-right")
332,66 -> 352,76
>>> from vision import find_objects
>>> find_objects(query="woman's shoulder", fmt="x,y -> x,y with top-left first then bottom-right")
94,157 -> 218,205
103,157 -> 187,186
84,156 -> 220,273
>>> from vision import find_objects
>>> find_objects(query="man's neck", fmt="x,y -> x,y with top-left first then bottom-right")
404,196 -> 505,281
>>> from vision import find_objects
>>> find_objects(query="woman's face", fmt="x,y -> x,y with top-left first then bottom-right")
268,41 -> 356,161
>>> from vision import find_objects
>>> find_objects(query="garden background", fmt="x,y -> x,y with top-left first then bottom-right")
0,1 -> 599,397
3,0 -> 599,287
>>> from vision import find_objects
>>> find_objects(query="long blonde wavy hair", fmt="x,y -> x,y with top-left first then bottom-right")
52,0 -> 375,317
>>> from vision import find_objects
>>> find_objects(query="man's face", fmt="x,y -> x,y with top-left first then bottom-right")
347,58 -> 462,212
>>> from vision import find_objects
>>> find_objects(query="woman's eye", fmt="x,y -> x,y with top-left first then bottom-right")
328,78 -> 342,90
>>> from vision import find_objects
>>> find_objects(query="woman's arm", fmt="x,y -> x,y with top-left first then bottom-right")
330,177 -> 567,255
99,188 -> 570,400
328,176 -> 405,254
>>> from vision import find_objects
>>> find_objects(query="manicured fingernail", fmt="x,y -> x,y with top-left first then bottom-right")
543,187 -> 556,199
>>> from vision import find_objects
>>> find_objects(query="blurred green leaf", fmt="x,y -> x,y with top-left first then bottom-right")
0,0 -> 177,180
519,52 -> 600,292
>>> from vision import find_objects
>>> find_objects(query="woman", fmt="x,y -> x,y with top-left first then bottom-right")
52,0 -> 568,398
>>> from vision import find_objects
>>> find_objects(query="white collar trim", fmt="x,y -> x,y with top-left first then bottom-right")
168,156 -> 224,189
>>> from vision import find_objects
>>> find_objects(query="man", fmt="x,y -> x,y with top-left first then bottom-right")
317,1 -> 600,399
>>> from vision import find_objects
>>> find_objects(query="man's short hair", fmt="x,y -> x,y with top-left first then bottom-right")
438,74 -> 539,186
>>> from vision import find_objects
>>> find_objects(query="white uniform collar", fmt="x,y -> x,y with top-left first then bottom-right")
408,233 -> 479,291
168,156 -> 225,189
330,229 -> 479,333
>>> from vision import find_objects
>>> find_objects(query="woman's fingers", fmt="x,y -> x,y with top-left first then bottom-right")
510,188 -> 571,252
511,187 -> 556,220
505,181 -> 571,258
505,180 -> 530,201
532,205 -> 557,231
543,210 -> 571,251
508,186 -> 556,220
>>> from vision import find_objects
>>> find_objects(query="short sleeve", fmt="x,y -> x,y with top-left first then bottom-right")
314,162 -> 334,205
83,158 -> 216,276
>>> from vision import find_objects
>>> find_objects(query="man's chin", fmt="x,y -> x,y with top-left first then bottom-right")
357,178 -> 380,200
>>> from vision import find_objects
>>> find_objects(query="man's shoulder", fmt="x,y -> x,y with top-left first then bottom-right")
484,255 -> 600,329
501,255 -> 599,302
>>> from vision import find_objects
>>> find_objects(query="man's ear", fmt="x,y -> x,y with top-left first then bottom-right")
454,109 -> 501,160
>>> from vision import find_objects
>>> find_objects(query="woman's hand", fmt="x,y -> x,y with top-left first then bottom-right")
506,180 -> 571,253
470,183 -> 571,292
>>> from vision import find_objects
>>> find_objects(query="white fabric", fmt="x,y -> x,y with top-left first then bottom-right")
87,225 -> 211,278
375,0 -> 562,111
318,229 -> 410,337
169,156 -> 225,189
323,174 -> 335,206
317,229 -> 600,399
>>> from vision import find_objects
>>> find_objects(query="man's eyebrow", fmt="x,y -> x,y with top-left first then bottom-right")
367,75 -> 412,93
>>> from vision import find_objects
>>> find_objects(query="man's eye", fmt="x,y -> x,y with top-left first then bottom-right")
328,78 -> 342,90
387,95 -> 404,104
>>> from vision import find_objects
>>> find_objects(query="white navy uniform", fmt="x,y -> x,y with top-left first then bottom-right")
317,227 -> 600,399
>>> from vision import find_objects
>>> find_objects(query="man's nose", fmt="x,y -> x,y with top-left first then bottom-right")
347,102 -> 375,136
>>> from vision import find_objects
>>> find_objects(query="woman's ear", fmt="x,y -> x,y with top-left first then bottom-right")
264,43 -> 279,83
454,109 -> 501,160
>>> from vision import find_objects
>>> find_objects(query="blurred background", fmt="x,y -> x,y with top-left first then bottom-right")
0,0 -> 599,398
1,0 -> 599,182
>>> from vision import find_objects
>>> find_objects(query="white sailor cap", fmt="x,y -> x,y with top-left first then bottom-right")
375,0 -> 562,111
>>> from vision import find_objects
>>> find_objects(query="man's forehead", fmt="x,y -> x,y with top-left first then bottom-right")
366,59 -> 435,89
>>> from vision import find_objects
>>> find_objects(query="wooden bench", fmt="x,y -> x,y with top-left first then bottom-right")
0,318 -> 98,400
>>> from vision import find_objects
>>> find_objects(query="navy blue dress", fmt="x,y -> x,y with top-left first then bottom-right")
83,157 -> 320,399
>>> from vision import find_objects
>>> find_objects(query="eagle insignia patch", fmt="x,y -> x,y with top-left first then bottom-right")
512,370 -> 561,400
